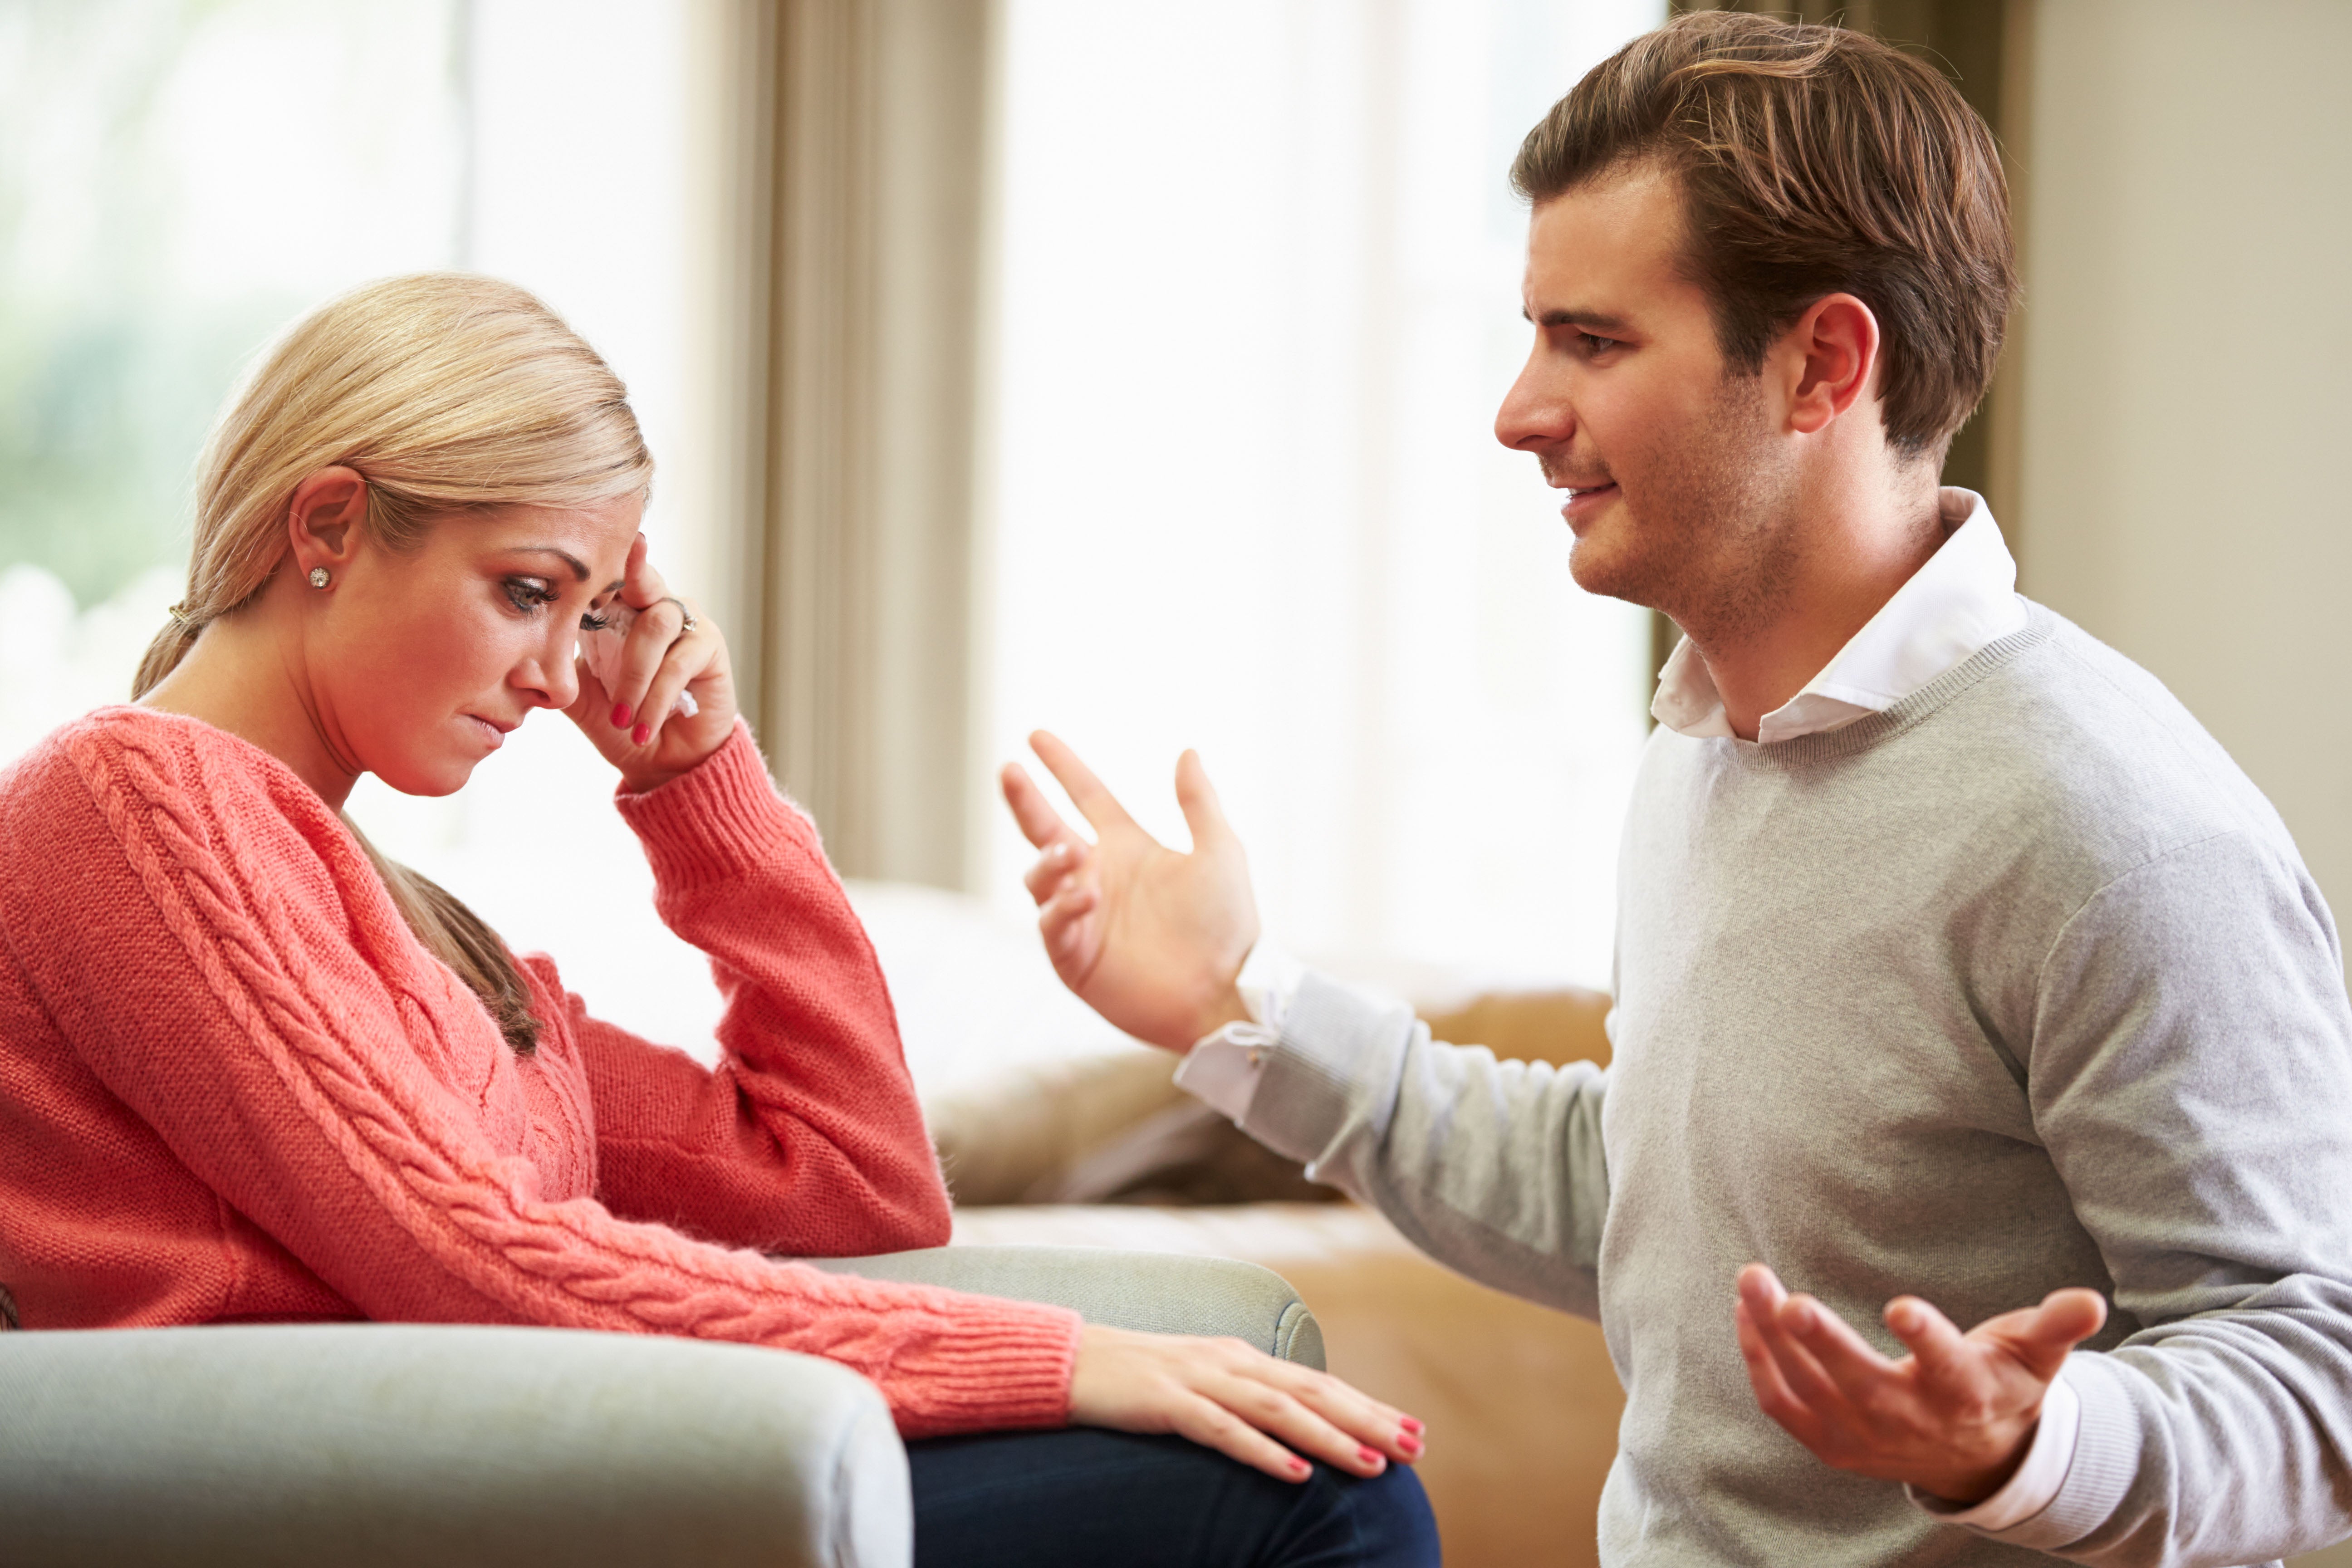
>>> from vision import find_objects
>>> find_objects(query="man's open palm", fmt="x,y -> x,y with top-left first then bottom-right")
1001,731 -> 1261,1052
1734,1263 -> 2109,1504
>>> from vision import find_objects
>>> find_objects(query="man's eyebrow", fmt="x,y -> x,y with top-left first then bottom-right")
1526,306 -> 1634,334
1521,304 -> 1635,334
513,546 -> 622,593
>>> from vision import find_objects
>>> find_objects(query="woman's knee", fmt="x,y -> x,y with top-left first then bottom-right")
1279,1459 -> 1441,1568
906,1428 -> 1439,1567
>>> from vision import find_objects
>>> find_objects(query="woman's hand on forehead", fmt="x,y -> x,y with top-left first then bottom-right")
564,534 -> 740,793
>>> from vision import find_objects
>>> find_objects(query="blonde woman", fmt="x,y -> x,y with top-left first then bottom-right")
0,275 -> 1435,1566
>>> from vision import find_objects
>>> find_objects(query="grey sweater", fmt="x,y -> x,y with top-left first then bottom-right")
1240,607 -> 2352,1566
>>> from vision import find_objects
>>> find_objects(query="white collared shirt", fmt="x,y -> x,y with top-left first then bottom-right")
1177,489 -> 2075,1532
1650,487 -> 2027,743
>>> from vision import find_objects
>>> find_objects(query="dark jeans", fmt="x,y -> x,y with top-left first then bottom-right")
907,1427 -> 1441,1568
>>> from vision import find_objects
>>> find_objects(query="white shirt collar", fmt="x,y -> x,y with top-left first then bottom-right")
1651,488 -> 2028,744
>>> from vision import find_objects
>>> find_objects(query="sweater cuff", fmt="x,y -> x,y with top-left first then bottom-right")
874,1297 -> 1086,1439
1240,971 -> 1416,1175
613,720 -> 809,889
1909,1372 -> 2079,1530
1952,1351 -> 2141,1553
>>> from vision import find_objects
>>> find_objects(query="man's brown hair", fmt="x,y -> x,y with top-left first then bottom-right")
1511,11 -> 2015,462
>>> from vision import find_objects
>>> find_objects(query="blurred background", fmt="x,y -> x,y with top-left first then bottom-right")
5,5 -> 2348,1562
0,0 -> 2346,1049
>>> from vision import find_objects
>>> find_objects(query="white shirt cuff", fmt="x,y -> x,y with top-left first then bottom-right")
1173,942 -> 1307,1125
1233,941 -> 1306,1033
1173,1025 -> 1271,1122
1908,1372 -> 2082,1532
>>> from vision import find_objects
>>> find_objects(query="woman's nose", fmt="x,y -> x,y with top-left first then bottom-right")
515,635 -> 581,711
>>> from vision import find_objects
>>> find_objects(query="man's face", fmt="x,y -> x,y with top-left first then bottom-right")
1494,166 -> 1797,635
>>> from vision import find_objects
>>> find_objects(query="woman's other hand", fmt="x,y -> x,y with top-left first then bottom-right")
565,534 -> 738,792
1068,1323 -> 1426,1484
1001,733 -> 1261,1051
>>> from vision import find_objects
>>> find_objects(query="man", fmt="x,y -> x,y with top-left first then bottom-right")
1002,13 -> 2352,1565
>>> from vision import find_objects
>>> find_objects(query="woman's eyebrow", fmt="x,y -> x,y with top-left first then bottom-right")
514,546 -> 592,580
513,546 -> 622,593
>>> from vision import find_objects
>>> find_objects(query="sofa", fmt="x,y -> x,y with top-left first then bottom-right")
0,1244 -> 1325,1567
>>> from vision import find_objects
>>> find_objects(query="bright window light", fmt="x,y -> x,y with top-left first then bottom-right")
983,0 -> 1665,990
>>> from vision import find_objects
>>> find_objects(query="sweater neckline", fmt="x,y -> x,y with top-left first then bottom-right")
1688,604 -> 2059,769
88,703 -> 347,818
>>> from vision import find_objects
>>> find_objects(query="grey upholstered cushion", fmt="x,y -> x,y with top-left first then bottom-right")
0,1324 -> 908,1568
808,1243 -> 1326,1369
0,1250 -> 1325,1567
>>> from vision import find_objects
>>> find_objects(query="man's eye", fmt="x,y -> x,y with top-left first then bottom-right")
1580,333 -> 1617,355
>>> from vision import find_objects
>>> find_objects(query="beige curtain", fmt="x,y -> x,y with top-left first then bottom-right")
700,0 -> 995,888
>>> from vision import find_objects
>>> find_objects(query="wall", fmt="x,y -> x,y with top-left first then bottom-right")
2014,0 -> 2352,961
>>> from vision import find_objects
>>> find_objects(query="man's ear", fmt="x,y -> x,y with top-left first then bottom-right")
1778,294 -> 1882,438
285,466 -> 370,582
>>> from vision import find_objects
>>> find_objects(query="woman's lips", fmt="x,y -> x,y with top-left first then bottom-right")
464,714 -> 509,749
1561,483 -> 1621,529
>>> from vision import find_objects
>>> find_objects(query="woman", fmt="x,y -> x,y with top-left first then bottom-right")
0,275 -> 1436,1565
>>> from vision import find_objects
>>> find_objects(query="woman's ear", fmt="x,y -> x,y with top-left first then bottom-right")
285,466 -> 370,583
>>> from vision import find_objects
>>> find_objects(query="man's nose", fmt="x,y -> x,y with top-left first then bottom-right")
1495,361 -> 1572,453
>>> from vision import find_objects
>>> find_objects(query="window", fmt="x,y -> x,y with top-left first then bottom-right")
0,0 -> 462,756
4,1 -> 1667,1053
0,0 -> 729,1049
983,0 -> 1664,990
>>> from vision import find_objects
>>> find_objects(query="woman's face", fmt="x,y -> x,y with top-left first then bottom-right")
313,495 -> 644,796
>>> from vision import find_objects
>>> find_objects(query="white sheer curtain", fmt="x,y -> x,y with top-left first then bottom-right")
981,0 -> 1663,990
0,0 -> 465,764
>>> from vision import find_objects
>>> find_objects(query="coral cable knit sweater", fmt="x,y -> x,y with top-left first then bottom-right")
0,706 -> 1080,1436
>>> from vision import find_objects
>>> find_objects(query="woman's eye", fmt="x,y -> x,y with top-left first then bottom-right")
579,609 -> 613,632
503,578 -> 557,614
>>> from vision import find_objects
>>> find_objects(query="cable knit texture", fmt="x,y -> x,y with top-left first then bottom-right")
0,706 -> 1079,1437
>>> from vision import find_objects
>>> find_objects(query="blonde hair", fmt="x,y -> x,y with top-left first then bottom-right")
136,273 -> 655,1052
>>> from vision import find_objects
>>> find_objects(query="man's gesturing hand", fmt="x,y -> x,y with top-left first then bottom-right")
1733,1263 -> 2108,1504
1000,732 -> 1259,1051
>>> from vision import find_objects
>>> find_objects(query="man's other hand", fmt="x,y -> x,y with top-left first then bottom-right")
1732,1262 -> 2108,1505
1000,731 -> 1260,1052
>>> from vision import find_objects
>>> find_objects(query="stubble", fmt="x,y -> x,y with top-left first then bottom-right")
1570,369 -> 1800,648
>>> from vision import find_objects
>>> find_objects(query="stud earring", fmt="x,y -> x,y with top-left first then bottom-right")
308,566 -> 331,589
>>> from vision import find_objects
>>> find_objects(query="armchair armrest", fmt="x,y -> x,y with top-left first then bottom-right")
807,1245 -> 1326,1370
0,1324 -> 909,1568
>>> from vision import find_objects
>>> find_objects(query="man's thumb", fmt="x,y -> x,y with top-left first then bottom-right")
2017,1288 -> 2107,1377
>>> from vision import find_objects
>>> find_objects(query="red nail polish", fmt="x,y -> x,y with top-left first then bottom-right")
1400,1417 -> 1423,1435
612,703 -> 631,727
1398,1435 -> 1422,1457
1289,1457 -> 1310,1477
1358,1445 -> 1380,1464
632,723 -> 652,745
